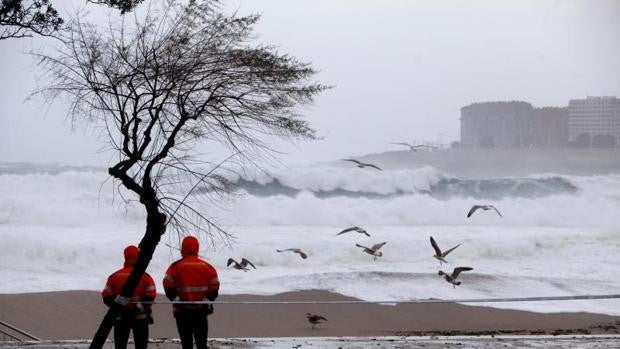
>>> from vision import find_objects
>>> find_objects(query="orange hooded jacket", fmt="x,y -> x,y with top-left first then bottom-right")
101,245 -> 156,319
163,236 -> 220,311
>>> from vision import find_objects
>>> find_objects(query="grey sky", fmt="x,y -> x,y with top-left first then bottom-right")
1,0 -> 619,166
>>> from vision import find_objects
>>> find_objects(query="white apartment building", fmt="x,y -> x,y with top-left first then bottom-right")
568,96 -> 620,143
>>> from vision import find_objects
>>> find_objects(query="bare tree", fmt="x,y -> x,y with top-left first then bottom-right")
35,1 -> 328,347
0,0 -> 63,39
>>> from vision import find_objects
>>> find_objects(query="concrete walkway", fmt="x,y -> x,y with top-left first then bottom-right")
1,335 -> 620,349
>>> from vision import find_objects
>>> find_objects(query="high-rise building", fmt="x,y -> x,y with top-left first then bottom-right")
568,96 -> 620,147
460,102 -> 569,148
460,101 -> 531,148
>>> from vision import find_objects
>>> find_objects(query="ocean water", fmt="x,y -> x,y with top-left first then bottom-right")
1,162 -> 619,315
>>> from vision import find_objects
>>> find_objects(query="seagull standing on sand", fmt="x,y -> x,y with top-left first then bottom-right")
355,242 -> 387,260
438,267 -> 473,288
227,258 -> 256,271
342,158 -> 383,171
467,205 -> 502,218
305,313 -> 327,329
430,236 -> 462,265
276,248 -> 308,259
337,226 -> 371,237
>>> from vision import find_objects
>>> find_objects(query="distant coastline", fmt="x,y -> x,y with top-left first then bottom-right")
3,148 -> 620,178
353,148 -> 620,177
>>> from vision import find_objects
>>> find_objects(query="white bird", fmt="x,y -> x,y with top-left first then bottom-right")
276,248 -> 308,259
227,258 -> 256,271
430,236 -> 462,265
355,241 -> 387,260
305,313 -> 327,329
337,226 -> 370,237
342,158 -> 383,171
467,205 -> 502,218
438,267 -> 473,288
390,142 -> 434,152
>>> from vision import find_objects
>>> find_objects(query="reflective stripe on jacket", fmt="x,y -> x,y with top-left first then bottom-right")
163,256 -> 219,311
101,266 -> 156,319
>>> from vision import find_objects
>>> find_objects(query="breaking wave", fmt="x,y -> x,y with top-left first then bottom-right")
2,162 -> 618,228
231,173 -> 578,200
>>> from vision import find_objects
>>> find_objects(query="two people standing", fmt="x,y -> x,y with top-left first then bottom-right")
101,237 -> 220,349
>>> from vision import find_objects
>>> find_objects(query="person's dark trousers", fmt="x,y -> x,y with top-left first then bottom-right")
175,309 -> 209,349
113,318 -> 149,349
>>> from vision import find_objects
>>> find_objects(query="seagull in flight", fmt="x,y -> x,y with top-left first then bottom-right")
438,267 -> 473,288
467,205 -> 503,218
390,142 -> 434,152
305,313 -> 327,329
227,258 -> 256,271
430,236 -> 462,265
355,241 -> 387,260
276,248 -> 308,259
337,226 -> 370,237
342,158 -> 383,171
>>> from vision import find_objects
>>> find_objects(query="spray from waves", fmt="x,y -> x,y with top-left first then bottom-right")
0,162 -> 104,175
212,187 -> 620,228
211,167 -> 620,228
0,164 -> 144,226
2,162 -> 619,228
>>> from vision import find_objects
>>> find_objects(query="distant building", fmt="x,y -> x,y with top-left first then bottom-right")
460,102 -> 569,149
568,96 -> 620,148
531,107 -> 569,148
460,98 -> 620,149
460,101 -> 533,148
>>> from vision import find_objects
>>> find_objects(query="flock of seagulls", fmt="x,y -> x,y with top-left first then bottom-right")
226,226 -> 385,273
335,157 -> 500,322
220,157 -> 503,328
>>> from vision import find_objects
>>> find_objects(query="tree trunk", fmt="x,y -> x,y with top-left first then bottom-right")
89,206 -> 166,349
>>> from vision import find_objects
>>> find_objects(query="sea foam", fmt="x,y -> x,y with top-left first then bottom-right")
1,163 -> 619,315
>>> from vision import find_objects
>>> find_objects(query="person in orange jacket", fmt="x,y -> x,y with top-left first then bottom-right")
102,245 -> 156,349
163,236 -> 220,349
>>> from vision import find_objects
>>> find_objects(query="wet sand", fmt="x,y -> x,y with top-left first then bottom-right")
1,290 -> 619,340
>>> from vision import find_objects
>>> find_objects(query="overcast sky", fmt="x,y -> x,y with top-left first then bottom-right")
1,0 -> 619,166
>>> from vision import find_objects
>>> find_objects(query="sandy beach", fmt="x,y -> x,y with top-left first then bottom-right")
1,290 -> 619,341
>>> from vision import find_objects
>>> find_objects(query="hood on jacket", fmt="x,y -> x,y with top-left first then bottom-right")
124,245 -> 140,267
181,236 -> 199,258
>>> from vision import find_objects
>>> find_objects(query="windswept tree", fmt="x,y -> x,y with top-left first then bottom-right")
0,0 -> 63,39
35,0 -> 328,347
